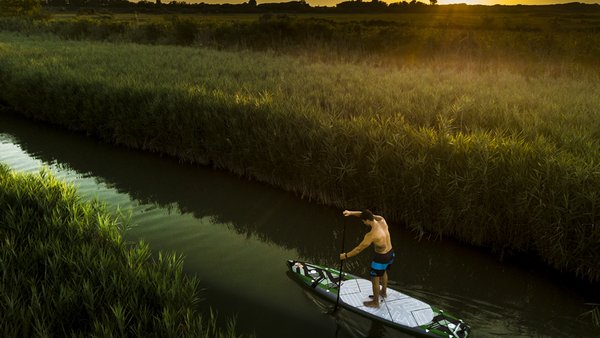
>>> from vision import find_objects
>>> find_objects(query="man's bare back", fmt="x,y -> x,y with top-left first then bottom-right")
370,216 -> 392,254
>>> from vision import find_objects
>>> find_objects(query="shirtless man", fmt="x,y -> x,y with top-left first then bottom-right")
339,209 -> 395,308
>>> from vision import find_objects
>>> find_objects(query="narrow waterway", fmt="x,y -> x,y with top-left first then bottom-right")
1,111 -> 598,337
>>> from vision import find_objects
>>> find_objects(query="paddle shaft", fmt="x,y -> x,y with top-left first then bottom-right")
333,220 -> 346,312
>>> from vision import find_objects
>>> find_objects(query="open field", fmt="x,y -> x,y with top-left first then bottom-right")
47,9 -> 600,31
0,164 -> 239,337
0,26 -> 598,285
2,6 -> 600,68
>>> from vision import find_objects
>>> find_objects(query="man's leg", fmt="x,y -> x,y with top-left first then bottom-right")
381,271 -> 388,298
364,276 -> 380,308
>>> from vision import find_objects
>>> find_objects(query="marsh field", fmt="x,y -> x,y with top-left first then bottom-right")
1,4 -> 600,335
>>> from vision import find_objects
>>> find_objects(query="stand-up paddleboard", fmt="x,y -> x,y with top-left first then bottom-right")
287,260 -> 470,337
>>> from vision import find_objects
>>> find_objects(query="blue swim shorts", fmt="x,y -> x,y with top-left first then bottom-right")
369,249 -> 395,277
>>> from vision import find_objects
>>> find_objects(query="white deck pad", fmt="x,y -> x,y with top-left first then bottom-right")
340,278 -> 434,328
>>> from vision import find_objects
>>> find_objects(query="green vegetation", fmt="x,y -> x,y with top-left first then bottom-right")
0,164 -> 240,337
593,306 -> 600,327
1,7 -> 599,68
0,30 -> 598,283
583,304 -> 600,328
0,0 -> 41,16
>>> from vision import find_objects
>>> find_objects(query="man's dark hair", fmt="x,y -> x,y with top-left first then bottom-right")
360,209 -> 374,221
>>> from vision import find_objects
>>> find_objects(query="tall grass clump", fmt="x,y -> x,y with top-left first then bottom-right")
0,32 -> 599,283
0,164 -> 240,337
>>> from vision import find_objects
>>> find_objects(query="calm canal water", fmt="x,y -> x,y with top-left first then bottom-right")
1,111 -> 598,337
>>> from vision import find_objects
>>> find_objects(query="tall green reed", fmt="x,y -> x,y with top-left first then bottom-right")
0,164 -> 242,337
0,32 -> 598,283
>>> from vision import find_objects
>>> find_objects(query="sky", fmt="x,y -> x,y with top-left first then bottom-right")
186,0 -> 600,6
432,0 -> 600,4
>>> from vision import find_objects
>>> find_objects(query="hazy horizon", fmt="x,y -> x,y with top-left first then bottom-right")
170,0 -> 600,6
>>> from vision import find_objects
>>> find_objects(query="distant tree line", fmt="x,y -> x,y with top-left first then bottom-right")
42,0 -> 416,13
37,0 -> 600,15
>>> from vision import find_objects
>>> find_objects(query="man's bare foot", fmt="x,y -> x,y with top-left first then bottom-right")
363,300 -> 380,308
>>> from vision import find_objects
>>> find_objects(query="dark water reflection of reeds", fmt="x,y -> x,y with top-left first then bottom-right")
1,110 -> 598,338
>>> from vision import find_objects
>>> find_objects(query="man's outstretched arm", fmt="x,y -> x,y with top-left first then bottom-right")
343,210 -> 361,217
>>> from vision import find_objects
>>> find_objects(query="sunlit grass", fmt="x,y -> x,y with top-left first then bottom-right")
0,164 -> 242,337
0,31 -> 598,283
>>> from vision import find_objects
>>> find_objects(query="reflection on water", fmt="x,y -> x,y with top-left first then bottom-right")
1,110 -> 598,337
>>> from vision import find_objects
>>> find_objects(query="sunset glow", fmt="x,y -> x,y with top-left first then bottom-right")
183,0 -> 600,6
436,0 -> 599,4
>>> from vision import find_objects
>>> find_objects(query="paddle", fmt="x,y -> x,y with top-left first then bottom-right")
333,218 -> 346,313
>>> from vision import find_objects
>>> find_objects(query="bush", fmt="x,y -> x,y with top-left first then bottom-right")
0,0 -> 41,16
171,16 -> 199,45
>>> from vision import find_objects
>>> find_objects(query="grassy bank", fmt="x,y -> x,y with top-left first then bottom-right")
0,164 -> 239,337
0,31 -> 598,284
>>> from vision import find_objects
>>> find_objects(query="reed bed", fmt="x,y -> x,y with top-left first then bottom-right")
0,164 -> 240,337
0,32 -> 599,283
